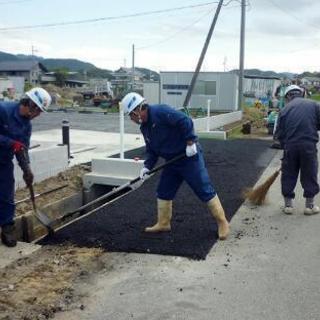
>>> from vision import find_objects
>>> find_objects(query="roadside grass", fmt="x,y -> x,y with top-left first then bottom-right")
311,94 -> 320,102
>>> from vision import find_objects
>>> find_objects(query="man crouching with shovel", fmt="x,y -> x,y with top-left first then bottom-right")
121,92 -> 229,240
0,87 -> 51,247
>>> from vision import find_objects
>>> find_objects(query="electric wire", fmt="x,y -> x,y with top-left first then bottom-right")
0,0 -> 32,4
136,9 -> 214,50
0,0 -> 240,31
266,0 -> 320,31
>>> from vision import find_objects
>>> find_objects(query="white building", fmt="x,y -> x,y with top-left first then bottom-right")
159,71 -> 238,111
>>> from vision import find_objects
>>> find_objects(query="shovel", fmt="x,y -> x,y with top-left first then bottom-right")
28,183 -> 55,235
45,153 -> 186,235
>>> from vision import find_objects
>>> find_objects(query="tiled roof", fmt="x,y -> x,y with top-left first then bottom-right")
0,60 -> 47,72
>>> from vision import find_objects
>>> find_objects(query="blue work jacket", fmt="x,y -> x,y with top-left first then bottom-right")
275,97 -> 320,147
0,101 -> 31,163
140,104 -> 197,169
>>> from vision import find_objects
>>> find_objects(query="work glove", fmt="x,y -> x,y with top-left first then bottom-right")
23,167 -> 34,187
140,167 -> 150,180
12,140 -> 25,154
186,143 -> 197,157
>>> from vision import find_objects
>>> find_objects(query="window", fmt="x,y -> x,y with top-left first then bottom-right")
194,80 -> 216,95
163,84 -> 189,90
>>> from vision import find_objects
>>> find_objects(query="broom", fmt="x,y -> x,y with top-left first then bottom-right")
244,168 -> 281,205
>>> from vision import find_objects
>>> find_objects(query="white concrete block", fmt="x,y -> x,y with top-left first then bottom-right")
193,111 -> 242,132
83,158 -> 144,188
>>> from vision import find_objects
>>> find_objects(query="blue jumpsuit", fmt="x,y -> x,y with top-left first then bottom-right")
275,97 -> 320,199
0,102 -> 31,226
140,104 -> 216,202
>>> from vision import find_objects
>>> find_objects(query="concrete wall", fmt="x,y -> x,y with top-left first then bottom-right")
193,111 -> 242,132
143,81 -> 160,104
14,145 -> 68,190
160,72 -> 238,111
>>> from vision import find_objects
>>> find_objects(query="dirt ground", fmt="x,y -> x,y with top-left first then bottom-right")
15,165 -> 91,217
0,245 -> 104,320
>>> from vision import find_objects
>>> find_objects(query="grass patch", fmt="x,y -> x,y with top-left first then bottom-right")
311,94 -> 320,102
227,125 -> 244,139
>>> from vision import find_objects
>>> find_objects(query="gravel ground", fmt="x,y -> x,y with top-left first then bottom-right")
40,139 -> 277,260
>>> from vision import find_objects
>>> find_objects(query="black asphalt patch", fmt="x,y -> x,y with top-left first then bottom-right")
39,139 -> 277,260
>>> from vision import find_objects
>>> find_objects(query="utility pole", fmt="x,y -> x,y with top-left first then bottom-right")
183,0 -> 224,109
131,44 -> 135,91
223,56 -> 227,72
31,45 -> 38,59
238,0 -> 246,110
31,45 -> 39,84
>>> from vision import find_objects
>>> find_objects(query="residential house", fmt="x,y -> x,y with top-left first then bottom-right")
111,67 -> 145,96
300,76 -> 320,87
0,60 -> 48,85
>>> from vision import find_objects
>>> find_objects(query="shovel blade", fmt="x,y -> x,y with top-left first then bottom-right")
34,209 -> 55,235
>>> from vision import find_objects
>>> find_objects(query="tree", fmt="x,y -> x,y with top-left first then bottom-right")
54,68 -> 68,87
24,82 -> 33,92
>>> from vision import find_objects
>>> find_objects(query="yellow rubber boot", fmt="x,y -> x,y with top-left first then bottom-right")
207,195 -> 230,240
145,199 -> 172,233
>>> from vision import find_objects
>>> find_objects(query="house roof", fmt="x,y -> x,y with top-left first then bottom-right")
244,74 -> 281,80
301,76 -> 320,82
0,60 -> 48,72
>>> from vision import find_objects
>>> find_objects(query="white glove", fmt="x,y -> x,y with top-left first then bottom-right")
140,167 -> 150,180
186,143 -> 197,157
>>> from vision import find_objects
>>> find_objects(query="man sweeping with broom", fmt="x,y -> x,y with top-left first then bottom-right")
246,85 -> 320,215
274,84 -> 320,215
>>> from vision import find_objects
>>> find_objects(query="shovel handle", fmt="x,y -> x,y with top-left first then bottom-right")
129,153 -> 186,185
60,153 -> 186,221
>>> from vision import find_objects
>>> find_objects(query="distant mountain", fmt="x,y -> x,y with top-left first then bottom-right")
0,51 -> 159,80
230,68 -> 297,79
16,53 -> 44,61
135,67 -> 160,81
42,59 -> 96,72
0,51 -> 19,61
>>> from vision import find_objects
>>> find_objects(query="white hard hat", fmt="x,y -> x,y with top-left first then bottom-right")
25,87 -> 52,112
284,85 -> 303,97
121,92 -> 145,114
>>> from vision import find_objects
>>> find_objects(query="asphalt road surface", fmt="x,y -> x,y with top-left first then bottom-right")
32,111 -> 140,134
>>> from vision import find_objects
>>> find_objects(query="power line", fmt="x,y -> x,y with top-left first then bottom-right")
266,0 -> 320,31
136,9 -> 214,50
0,0 -> 32,4
0,0 -> 242,32
0,1 -> 229,31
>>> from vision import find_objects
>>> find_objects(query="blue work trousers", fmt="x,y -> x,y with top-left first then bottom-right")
0,161 -> 15,226
281,143 -> 319,199
157,149 -> 216,202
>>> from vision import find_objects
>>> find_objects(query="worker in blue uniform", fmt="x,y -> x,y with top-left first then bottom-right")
121,92 -> 229,240
274,85 -> 320,215
0,87 -> 51,247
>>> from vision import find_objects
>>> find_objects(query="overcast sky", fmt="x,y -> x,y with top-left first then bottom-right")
0,0 -> 319,73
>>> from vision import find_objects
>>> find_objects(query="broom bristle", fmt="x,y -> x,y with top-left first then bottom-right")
244,170 -> 280,205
